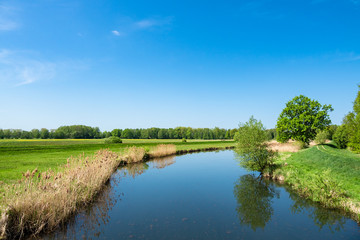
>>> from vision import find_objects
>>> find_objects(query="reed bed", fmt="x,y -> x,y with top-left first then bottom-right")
0,150 -> 121,239
123,146 -> 146,163
149,144 -> 176,158
267,140 -> 302,152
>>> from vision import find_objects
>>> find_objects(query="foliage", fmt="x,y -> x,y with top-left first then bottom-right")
326,125 -> 338,140
314,130 -> 329,145
182,138 -> 187,143
342,86 -> 360,152
235,116 -> 277,172
111,129 -> 122,138
276,95 -> 333,144
0,126 -> 238,140
104,136 -> 122,144
266,128 -> 277,140
333,125 -> 349,149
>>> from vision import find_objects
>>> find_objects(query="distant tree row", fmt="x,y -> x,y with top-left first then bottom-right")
0,126 -> 239,140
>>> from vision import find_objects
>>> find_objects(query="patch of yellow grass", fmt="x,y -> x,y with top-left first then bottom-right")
149,144 -> 176,158
0,150 -> 121,239
123,146 -> 146,163
267,140 -> 302,152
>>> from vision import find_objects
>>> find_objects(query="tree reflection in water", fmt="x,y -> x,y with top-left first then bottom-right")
286,186 -> 347,232
234,174 -> 348,232
233,174 -> 280,231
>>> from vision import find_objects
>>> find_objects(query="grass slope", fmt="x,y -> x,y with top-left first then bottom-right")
276,143 -> 360,208
0,139 -> 235,183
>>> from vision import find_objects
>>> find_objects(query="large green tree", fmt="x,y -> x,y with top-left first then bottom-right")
276,95 -> 333,144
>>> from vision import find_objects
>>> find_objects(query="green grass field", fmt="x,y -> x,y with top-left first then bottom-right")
276,143 -> 360,204
0,139 -> 235,183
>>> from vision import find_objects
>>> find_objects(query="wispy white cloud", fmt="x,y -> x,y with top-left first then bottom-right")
134,19 -> 168,29
0,4 -> 20,31
111,30 -> 126,36
112,16 -> 173,37
0,49 -> 56,86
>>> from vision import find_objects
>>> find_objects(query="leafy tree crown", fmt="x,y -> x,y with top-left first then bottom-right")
276,95 -> 333,144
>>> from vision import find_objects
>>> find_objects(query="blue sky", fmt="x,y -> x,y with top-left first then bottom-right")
0,0 -> 360,131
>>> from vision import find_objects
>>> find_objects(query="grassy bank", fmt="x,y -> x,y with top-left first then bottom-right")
268,143 -> 360,221
0,140 -> 235,239
0,139 -> 235,183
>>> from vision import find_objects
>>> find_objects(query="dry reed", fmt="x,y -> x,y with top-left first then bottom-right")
0,150 -> 121,239
0,144 -> 195,239
267,140 -> 302,153
123,146 -> 146,163
149,144 -> 176,158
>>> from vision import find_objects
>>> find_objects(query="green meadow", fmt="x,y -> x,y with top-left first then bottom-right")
0,139 -> 235,183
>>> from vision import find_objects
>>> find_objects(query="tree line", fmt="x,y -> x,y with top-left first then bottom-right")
0,126 -> 239,140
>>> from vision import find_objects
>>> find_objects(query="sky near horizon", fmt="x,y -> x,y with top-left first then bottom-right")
1,0 -> 360,131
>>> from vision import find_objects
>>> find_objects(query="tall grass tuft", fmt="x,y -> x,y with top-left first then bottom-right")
149,144 -> 176,158
0,150 -> 121,239
124,146 -> 146,163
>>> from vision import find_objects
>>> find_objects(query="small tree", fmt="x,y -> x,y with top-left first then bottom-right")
333,125 -> 349,149
276,95 -> 333,144
234,116 -> 277,173
314,130 -> 329,145
343,86 -> 360,152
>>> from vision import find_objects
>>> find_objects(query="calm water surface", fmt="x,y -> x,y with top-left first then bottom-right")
47,151 -> 359,239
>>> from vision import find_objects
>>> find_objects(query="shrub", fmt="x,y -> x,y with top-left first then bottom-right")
333,125 -> 349,149
294,141 -> 308,149
182,138 -> 187,143
235,116 -> 277,173
104,136 -> 122,144
315,130 -> 329,145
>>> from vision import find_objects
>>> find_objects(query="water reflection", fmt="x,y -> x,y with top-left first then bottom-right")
43,180 -> 120,240
286,186 -> 348,232
234,174 -> 350,233
151,155 -> 176,169
121,162 -> 149,178
233,174 -> 280,230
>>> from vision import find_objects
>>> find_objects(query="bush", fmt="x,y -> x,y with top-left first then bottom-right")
315,130 -> 329,145
294,141 -> 308,149
104,136 -> 122,144
182,138 -> 187,143
333,125 -> 349,149
235,116 -> 277,173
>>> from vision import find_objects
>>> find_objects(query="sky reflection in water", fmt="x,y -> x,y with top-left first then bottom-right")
45,151 -> 359,240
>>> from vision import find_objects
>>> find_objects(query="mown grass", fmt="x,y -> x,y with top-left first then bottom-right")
0,139 -> 235,183
272,143 -> 360,218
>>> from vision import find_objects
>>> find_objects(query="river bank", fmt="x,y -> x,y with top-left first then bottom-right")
0,143 -> 234,239
265,142 -> 360,223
